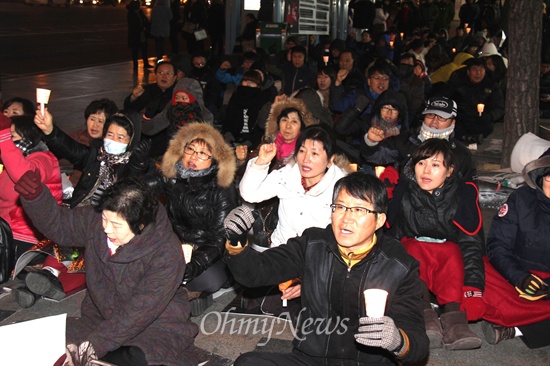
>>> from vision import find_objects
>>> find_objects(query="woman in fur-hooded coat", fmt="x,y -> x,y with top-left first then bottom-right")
151,123 -> 239,292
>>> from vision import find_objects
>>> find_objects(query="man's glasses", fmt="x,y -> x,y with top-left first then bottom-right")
184,146 -> 212,161
157,70 -> 174,76
370,76 -> 390,82
330,204 -> 378,216
424,113 -> 451,123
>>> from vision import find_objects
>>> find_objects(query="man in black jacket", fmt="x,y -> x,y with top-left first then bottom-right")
224,173 -> 429,365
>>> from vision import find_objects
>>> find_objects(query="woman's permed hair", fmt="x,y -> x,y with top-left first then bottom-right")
95,178 -> 158,235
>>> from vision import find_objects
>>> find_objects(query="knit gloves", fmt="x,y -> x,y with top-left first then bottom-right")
355,316 -> 406,356
14,169 -> 43,201
62,341 -> 105,366
224,206 -> 257,247
460,286 -> 486,321
516,274 -> 549,301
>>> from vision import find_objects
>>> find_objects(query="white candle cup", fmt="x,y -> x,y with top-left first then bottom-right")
400,32 -> 404,39
477,103 -> 485,116
181,244 -> 193,264
452,48 -> 456,53
323,55 -> 329,65
364,289 -> 388,317
36,88 -> 51,115
389,41 -> 394,48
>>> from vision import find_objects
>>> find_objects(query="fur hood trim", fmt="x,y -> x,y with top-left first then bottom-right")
333,153 -> 354,173
161,123 -> 236,188
264,98 -> 318,138
523,155 -> 550,190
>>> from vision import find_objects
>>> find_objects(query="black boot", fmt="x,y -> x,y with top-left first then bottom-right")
25,269 -> 65,301
190,292 -> 214,317
482,321 -> 516,344
13,286 -> 40,308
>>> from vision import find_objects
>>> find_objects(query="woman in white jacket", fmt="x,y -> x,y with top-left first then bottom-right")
240,125 -> 350,248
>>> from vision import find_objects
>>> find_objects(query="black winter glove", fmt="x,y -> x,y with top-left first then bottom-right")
128,139 -> 152,172
356,94 -> 372,112
14,169 -> 43,201
516,274 -> 549,301
224,205 -> 257,246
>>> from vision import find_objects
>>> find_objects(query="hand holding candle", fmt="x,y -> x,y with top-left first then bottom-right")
477,103 -> 485,116
279,278 -> 300,307
36,88 -> 51,116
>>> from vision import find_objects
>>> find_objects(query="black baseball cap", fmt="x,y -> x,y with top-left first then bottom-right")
422,97 -> 458,119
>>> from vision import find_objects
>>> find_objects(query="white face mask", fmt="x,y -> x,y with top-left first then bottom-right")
103,139 -> 128,155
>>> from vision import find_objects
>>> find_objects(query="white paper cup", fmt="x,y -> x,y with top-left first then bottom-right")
36,88 -> 51,104
181,244 -> 193,264
364,289 -> 388,317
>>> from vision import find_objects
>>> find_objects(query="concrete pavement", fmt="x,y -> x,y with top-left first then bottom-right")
1,61 -> 550,365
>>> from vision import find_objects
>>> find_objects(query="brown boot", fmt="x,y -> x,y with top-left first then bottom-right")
440,311 -> 482,350
424,308 -> 443,349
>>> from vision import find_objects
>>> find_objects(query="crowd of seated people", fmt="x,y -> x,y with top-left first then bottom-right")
2,2 -> 550,364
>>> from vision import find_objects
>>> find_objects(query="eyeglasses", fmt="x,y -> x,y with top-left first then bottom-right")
183,146 -> 212,161
381,106 -> 399,114
370,76 -> 390,82
424,113 -> 451,123
193,62 -> 205,67
330,204 -> 378,216
156,70 -> 174,76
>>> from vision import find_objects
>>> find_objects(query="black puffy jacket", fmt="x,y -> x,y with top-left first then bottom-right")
154,170 -> 238,281
151,123 -> 239,282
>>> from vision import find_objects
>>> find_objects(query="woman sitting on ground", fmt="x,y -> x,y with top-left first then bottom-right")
481,149 -> 550,348
0,116 -> 62,257
387,139 -> 485,351
15,175 -> 199,366
237,125 -> 350,312
34,108 -> 150,208
146,122 -> 238,314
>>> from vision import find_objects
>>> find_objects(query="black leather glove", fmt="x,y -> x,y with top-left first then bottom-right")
356,94 -> 372,112
14,169 -> 43,201
128,139 -> 151,172
224,206 -> 257,246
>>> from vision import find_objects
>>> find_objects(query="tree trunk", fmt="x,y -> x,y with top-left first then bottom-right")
501,0 -> 542,168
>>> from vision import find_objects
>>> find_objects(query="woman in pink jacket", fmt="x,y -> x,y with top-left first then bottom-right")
0,115 -> 62,255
